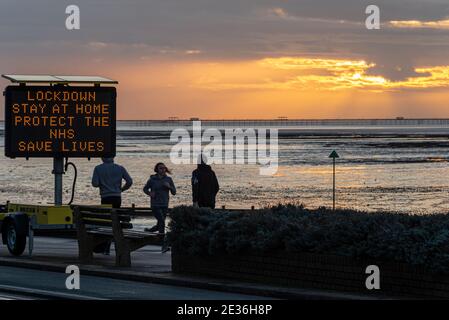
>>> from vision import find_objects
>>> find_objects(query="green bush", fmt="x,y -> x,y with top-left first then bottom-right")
167,204 -> 449,274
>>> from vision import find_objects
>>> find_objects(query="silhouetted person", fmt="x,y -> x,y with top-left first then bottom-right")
92,157 -> 133,208
143,162 -> 176,234
192,154 -> 219,209
92,157 -> 133,254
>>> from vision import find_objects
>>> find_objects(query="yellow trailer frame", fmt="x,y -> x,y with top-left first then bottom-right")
0,202 -> 75,256
1,203 -> 74,225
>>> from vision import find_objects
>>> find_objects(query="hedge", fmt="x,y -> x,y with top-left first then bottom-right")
166,204 -> 449,274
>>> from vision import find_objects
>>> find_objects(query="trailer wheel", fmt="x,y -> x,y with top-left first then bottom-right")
5,220 -> 26,256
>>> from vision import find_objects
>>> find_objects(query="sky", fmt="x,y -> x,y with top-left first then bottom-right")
1,0 -> 449,119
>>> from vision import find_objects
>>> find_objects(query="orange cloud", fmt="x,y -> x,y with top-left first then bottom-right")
389,19 -> 449,29
188,57 -> 449,92
269,7 -> 289,19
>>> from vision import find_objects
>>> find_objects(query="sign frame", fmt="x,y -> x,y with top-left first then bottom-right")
4,85 -> 117,159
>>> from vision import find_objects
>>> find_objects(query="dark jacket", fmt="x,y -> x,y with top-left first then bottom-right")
192,164 -> 219,208
143,174 -> 176,207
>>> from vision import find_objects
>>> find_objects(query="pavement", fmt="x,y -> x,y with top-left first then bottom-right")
0,237 -> 389,300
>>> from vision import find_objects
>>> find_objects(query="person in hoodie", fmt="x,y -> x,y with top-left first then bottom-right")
92,157 -> 133,208
192,154 -> 220,209
143,162 -> 176,233
92,157 -> 133,255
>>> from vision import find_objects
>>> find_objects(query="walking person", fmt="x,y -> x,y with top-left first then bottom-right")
92,157 -> 133,254
192,154 -> 219,208
143,162 -> 176,234
92,157 -> 133,208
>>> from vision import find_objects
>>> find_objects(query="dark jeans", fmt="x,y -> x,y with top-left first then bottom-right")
198,201 -> 215,209
149,206 -> 168,233
101,196 -> 122,208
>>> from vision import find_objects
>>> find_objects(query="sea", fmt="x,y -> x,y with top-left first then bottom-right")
1,119 -> 449,217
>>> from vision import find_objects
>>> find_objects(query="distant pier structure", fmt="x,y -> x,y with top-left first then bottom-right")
117,118 -> 449,129
4,118 -> 448,133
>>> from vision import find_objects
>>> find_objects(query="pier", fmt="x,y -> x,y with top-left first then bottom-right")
118,118 -> 449,128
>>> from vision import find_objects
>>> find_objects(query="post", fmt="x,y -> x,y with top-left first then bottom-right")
28,215 -> 36,257
53,157 -> 64,205
328,150 -> 339,211
332,157 -> 336,210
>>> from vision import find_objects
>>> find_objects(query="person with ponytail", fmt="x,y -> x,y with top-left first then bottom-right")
143,162 -> 176,233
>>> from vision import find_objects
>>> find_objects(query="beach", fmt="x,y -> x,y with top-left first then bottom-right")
1,120 -> 449,217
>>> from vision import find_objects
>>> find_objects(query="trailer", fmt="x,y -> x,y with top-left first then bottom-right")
0,203 -> 74,256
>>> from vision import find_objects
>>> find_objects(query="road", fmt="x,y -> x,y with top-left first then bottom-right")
0,266 -> 274,300
0,292 -> 32,300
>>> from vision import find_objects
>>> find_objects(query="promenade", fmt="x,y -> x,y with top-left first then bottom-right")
0,237 -> 387,300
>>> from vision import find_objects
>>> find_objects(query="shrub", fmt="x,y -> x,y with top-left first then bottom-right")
167,204 -> 449,274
